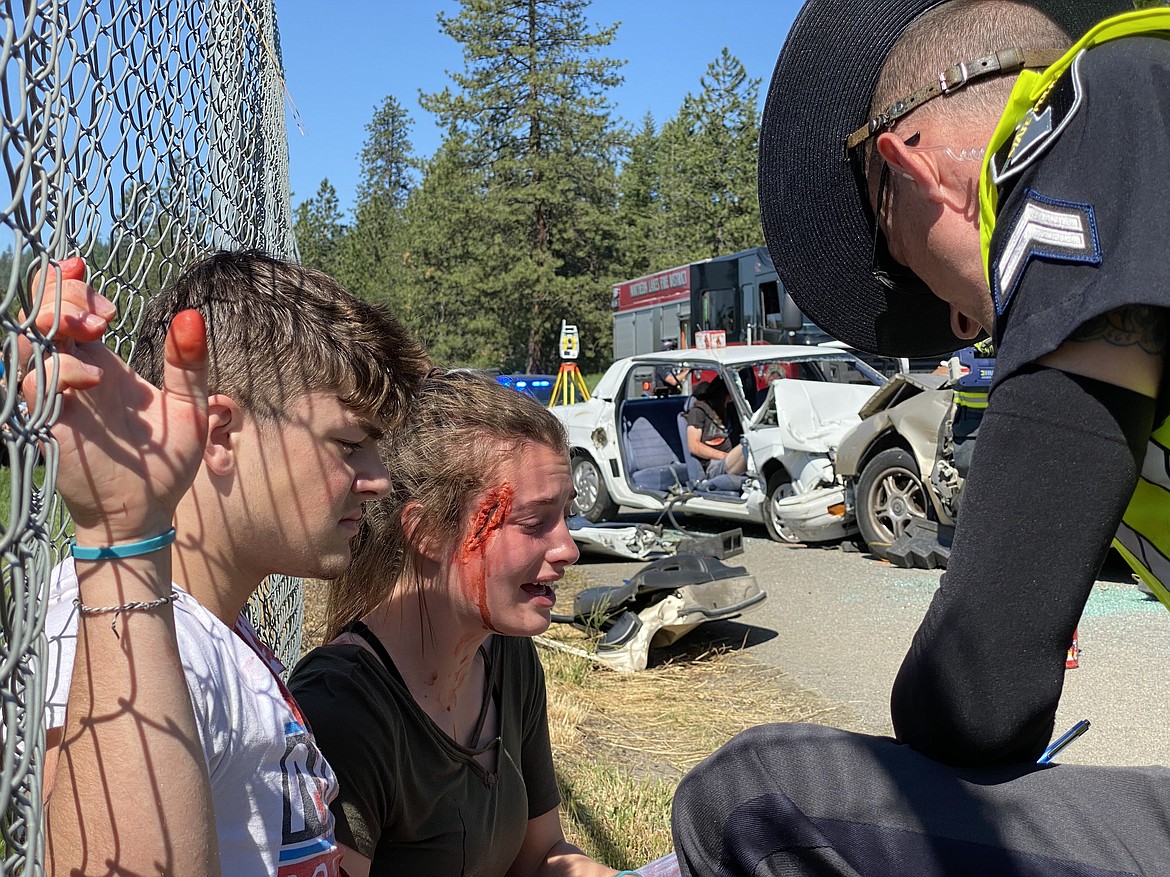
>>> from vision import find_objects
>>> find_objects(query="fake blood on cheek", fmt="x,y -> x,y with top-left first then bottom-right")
459,484 -> 514,630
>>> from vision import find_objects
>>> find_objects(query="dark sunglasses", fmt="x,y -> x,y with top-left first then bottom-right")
869,131 -> 923,292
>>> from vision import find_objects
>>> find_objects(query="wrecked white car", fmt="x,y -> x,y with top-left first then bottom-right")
835,346 -> 994,566
835,373 -> 955,561
553,345 -> 883,543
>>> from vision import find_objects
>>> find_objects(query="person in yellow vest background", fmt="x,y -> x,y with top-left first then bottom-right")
670,2 -> 1170,875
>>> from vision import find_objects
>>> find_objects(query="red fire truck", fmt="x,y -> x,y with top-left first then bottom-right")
611,247 -> 816,359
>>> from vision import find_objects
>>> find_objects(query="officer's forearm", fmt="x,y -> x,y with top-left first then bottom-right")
892,365 -> 1150,766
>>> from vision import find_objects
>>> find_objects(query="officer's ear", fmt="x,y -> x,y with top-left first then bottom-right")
876,131 -> 946,205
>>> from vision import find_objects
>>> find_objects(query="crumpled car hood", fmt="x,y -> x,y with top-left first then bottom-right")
752,379 -> 879,452
857,371 -> 949,419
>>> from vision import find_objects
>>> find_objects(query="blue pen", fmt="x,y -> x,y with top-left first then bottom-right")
1037,719 -> 1090,765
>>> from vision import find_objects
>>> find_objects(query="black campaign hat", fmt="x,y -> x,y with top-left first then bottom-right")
759,0 -> 1132,358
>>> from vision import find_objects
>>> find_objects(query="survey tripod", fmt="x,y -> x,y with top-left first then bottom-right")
550,320 -> 591,406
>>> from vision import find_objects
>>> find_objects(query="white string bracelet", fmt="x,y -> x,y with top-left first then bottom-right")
73,590 -> 180,639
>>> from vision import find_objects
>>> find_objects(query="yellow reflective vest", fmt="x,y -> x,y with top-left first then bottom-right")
978,9 -> 1170,608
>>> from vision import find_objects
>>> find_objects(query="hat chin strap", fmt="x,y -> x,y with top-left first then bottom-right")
844,46 -> 1063,153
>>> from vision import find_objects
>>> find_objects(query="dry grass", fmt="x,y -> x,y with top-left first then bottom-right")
536,568 -> 846,867
543,631 -> 842,773
299,567 -> 845,870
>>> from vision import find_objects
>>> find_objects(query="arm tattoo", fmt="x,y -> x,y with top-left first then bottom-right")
1068,305 -> 1168,356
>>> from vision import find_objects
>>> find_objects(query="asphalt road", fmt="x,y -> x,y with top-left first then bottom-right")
570,517 -> 1170,768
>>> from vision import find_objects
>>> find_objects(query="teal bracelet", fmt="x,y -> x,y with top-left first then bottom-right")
614,872 -> 643,877
71,527 -> 177,561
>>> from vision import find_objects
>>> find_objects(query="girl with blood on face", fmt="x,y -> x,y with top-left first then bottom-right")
289,371 -> 623,877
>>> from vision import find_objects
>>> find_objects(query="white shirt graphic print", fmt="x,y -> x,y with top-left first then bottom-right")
44,559 -> 343,877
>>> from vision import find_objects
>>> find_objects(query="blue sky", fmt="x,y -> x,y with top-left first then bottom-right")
276,1 -> 802,216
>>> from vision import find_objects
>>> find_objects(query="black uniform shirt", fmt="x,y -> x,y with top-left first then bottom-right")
891,34 -> 1170,765
989,35 -> 1170,404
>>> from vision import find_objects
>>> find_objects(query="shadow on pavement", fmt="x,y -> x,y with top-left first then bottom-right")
648,619 -> 778,669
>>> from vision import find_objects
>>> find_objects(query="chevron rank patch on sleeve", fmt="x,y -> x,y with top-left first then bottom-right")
993,188 -> 1101,317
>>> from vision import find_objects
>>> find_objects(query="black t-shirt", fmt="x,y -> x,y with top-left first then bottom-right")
685,399 -> 732,463
988,36 -> 1170,405
289,633 -> 560,875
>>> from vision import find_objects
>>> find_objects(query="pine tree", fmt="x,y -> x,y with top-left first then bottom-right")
355,96 -> 416,210
419,0 -> 624,372
342,96 -> 417,309
400,134 -> 510,367
293,179 -> 345,277
615,112 -> 663,278
654,106 -> 704,267
657,48 -> 762,263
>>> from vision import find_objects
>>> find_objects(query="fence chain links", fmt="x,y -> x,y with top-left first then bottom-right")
0,1 -> 299,871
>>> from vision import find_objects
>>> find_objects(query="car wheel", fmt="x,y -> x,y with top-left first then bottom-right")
764,471 -> 801,544
856,447 -> 928,559
571,454 -> 618,522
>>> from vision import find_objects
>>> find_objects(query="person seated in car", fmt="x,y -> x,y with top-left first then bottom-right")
685,377 -> 746,477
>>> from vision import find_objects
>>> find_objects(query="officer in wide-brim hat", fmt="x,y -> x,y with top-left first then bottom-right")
758,0 -> 1130,357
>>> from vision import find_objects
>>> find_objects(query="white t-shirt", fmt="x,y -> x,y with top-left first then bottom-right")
44,559 -> 343,877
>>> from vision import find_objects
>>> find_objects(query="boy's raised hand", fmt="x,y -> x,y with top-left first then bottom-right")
21,257 -> 209,549
31,257 -> 223,876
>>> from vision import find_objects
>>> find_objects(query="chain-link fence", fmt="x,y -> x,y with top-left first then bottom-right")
0,1 -> 299,871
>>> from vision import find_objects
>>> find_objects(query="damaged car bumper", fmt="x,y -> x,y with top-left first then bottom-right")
772,484 -> 853,542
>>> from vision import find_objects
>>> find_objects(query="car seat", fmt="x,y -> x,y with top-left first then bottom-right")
623,417 -> 687,491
